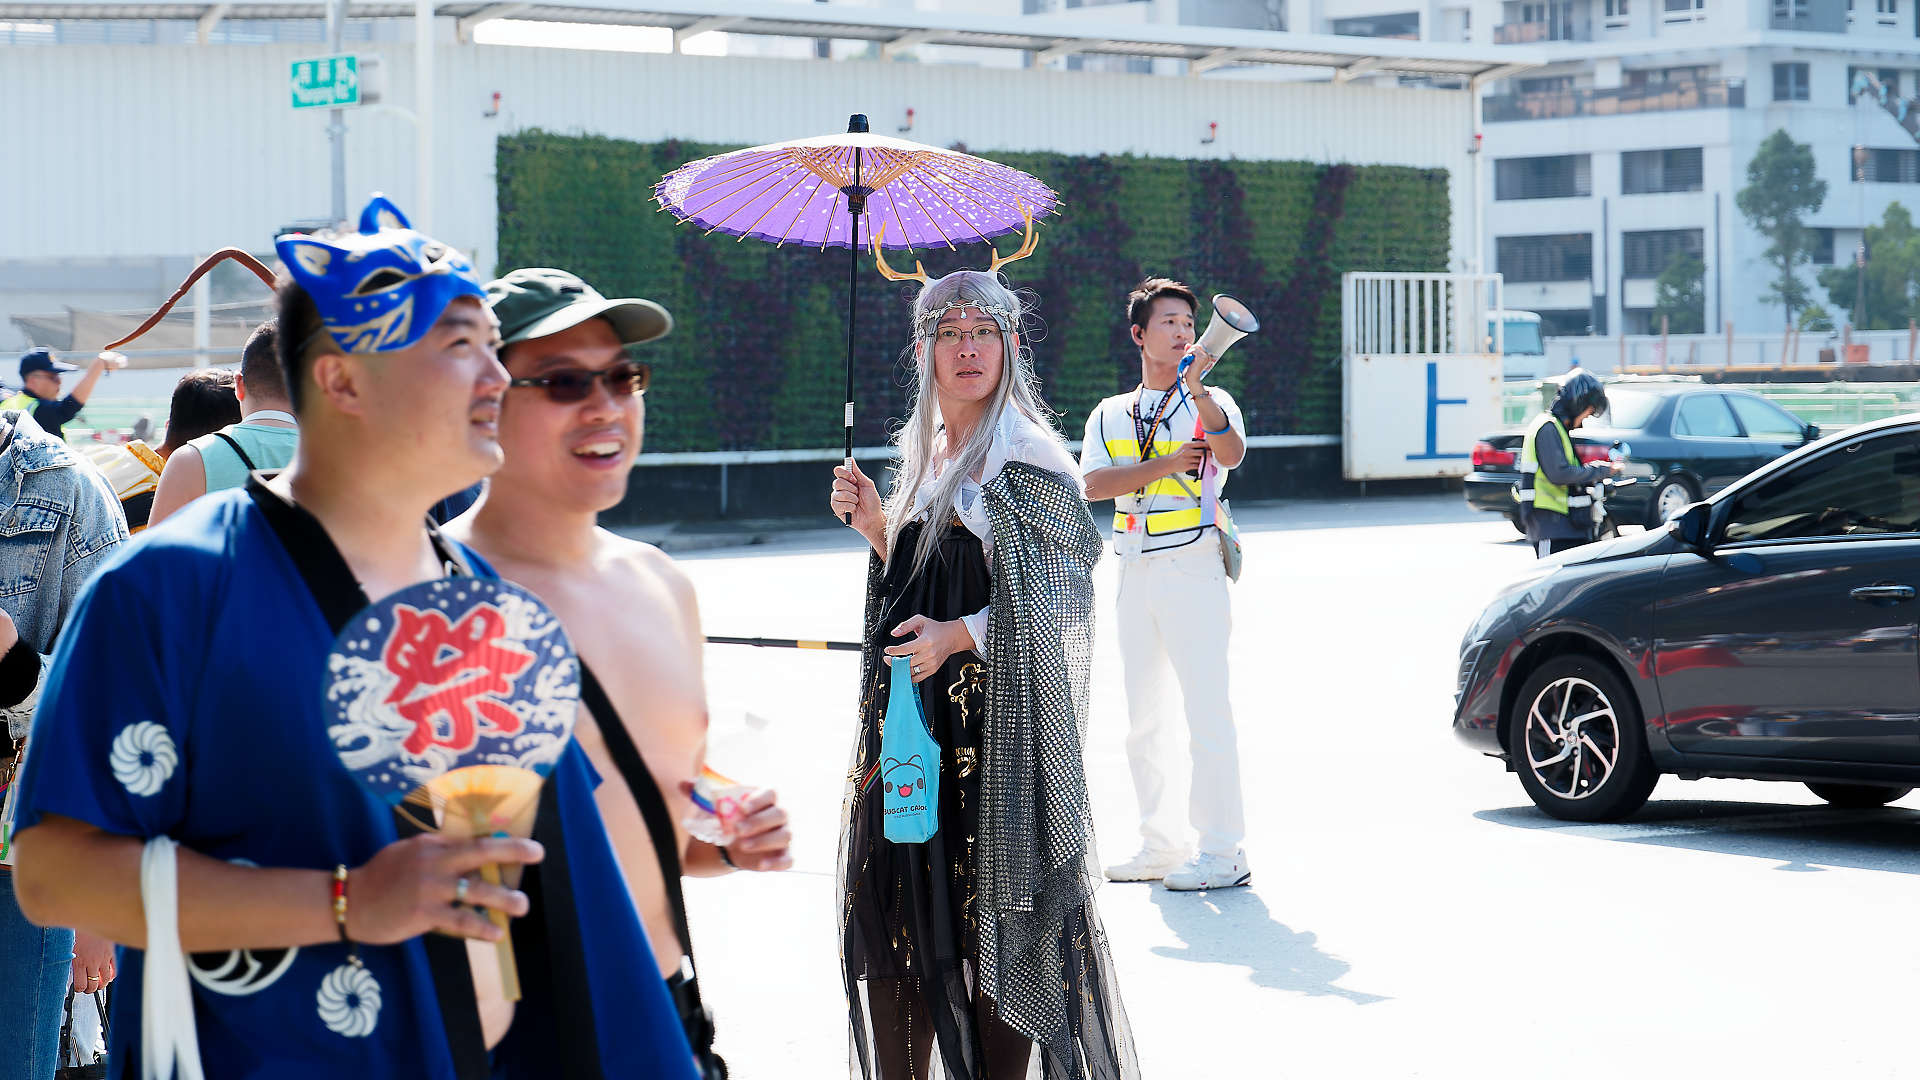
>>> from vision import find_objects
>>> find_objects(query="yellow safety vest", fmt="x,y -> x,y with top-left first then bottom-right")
1517,413 -> 1585,517
0,392 -> 34,414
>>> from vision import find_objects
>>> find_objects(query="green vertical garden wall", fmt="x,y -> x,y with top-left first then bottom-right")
496,132 -> 1450,454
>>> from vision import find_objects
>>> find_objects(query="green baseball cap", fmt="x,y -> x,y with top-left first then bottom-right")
485,267 -> 673,348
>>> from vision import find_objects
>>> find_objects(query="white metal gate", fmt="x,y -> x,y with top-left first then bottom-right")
1341,272 -> 1505,481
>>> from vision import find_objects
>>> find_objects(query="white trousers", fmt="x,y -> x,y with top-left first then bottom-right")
1114,539 -> 1246,858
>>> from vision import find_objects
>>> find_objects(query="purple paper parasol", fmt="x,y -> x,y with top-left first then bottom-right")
654,131 -> 1059,251
656,118 -> 1061,516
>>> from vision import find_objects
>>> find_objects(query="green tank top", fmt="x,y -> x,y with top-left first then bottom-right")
187,420 -> 299,494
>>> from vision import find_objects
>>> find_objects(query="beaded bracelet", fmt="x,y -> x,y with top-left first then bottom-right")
331,864 -> 351,943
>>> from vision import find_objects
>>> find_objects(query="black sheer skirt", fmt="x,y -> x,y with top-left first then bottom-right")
840,519 -> 1038,1080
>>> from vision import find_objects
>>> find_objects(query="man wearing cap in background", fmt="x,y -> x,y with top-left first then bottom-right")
3,348 -> 128,442
449,268 -> 794,1079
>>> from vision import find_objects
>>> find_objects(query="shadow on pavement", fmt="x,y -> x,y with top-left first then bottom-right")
1143,886 -> 1388,1004
1476,800 -> 1920,875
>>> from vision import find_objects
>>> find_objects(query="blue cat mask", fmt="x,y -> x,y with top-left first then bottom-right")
274,195 -> 487,355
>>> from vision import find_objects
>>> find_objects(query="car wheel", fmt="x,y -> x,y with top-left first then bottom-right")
1649,475 -> 1699,528
1805,782 -> 1913,808
1510,655 -> 1658,822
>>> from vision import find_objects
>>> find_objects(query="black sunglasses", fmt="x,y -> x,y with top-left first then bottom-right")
508,360 -> 650,403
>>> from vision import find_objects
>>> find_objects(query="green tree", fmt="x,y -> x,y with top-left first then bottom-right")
1652,251 -> 1705,334
1798,303 -> 1835,332
1736,130 -> 1828,325
1818,202 -> 1920,330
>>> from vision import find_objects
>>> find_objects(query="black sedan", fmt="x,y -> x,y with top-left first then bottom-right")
1454,412 -> 1920,821
1465,382 -> 1820,531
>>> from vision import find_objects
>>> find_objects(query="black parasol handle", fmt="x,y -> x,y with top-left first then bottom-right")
841,113 -> 868,527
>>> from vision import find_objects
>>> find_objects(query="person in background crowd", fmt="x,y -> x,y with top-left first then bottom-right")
452,267 -> 793,1079
1,348 -> 127,442
149,323 -> 297,527
153,369 -> 239,461
0,401 -> 128,1080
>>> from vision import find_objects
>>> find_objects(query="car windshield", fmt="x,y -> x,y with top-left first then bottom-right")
1601,389 -> 1660,430
1502,320 -> 1544,355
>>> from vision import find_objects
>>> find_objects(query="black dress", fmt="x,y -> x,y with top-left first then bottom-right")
840,518 -> 1035,1080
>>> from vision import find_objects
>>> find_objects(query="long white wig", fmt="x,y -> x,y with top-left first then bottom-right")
882,269 -> 1060,581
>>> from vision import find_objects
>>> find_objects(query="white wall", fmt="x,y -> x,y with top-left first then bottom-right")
3,36 -> 1477,281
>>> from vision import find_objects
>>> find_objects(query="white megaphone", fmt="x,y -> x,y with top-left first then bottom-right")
1183,293 -> 1260,373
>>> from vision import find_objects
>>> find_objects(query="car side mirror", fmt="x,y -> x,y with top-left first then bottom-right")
1672,501 -> 1713,551
1802,423 -> 1821,444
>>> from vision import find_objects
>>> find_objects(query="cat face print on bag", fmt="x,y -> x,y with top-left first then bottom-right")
882,755 -> 927,800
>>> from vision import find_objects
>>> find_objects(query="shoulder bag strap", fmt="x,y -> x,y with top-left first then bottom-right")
211,432 -> 257,474
241,477 -> 493,1080
577,664 -> 695,961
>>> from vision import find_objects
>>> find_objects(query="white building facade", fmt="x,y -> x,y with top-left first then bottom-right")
1287,0 -> 1920,335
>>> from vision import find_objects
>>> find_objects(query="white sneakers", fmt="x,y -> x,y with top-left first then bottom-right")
1160,850 -> 1252,892
1103,848 -> 1188,882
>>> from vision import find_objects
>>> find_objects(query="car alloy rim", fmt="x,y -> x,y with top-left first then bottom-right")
1523,676 -> 1619,801
1656,483 -> 1692,521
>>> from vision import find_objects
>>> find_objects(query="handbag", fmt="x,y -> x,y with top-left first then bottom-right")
880,655 -> 940,844
57,988 -> 109,1080
1216,499 -> 1243,583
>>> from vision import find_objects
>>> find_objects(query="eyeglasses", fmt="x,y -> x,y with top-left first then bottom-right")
508,360 -> 650,403
932,326 -> 1003,345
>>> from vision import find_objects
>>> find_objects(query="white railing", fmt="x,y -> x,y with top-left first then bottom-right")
1546,328 -> 1920,374
1343,272 -> 1504,358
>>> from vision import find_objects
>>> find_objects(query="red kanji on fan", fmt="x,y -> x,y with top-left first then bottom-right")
381,604 -> 536,755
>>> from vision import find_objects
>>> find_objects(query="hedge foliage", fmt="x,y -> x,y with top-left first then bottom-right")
496,132 -> 1450,452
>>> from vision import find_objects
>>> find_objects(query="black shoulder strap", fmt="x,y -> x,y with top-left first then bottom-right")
578,663 -> 695,961
212,431 -> 257,473
242,477 -> 493,1080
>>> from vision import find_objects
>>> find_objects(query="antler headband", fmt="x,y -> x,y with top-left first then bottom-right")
871,201 -> 1041,286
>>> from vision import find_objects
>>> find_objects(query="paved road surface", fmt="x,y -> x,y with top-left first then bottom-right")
652,495 -> 1920,1079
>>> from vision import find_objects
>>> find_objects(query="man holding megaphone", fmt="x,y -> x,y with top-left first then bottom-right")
1080,277 -> 1258,892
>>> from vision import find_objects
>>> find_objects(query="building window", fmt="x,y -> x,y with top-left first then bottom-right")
1664,0 -> 1705,13
1495,155 -> 1593,199
1497,234 -> 1593,282
1812,228 -> 1836,263
1855,147 -> 1920,183
1622,147 -> 1705,193
1879,0 -> 1897,14
1622,229 -> 1705,277
1774,62 -> 1810,101
1605,0 -> 1629,14
1625,65 -> 1711,87
1330,11 -> 1420,37
1848,66 -> 1903,102
1517,75 -> 1575,93
1773,0 -> 1808,17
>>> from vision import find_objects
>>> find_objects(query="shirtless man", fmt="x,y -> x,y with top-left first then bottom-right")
448,267 -> 792,1074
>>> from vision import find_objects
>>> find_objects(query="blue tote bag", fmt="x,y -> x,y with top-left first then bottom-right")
881,655 -> 941,843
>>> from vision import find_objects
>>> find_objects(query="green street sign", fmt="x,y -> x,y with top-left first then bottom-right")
290,55 -> 359,110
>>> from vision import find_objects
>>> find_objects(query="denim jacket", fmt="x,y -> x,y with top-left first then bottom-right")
0,410 -> 128,737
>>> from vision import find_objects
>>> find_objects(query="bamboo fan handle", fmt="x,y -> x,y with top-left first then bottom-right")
478,860 -> 521,1002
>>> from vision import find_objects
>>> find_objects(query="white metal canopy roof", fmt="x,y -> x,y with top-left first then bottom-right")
1,0 -> 1542,80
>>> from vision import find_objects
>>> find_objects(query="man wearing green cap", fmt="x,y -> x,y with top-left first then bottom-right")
448,268 -> 792,1079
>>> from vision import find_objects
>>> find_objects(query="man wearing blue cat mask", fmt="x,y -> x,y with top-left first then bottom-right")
10,196 -> 697,1080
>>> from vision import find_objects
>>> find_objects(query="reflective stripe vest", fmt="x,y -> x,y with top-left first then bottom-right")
1518,413 -> 1578,516
0,392 -> 34,414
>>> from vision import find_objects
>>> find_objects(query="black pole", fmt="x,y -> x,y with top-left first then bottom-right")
706,635 -> 862,653
842,113 -> 868,526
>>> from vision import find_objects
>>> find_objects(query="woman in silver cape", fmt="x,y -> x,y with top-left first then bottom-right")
828,262 -> 1140,1080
